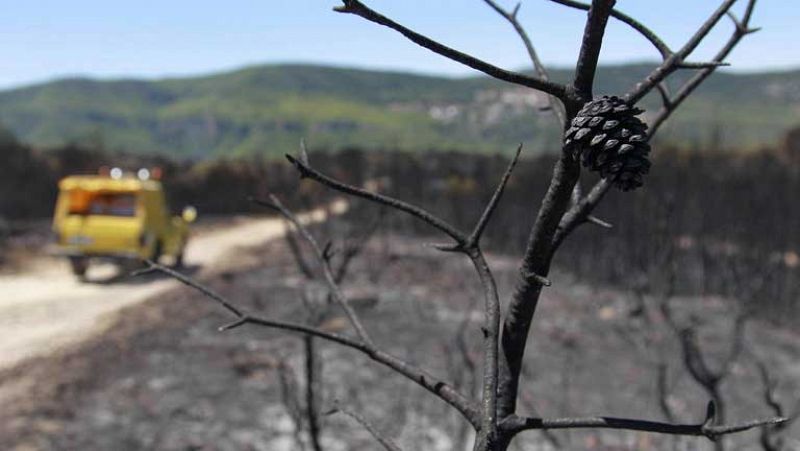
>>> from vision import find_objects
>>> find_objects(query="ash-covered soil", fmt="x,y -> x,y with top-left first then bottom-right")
1,232 -> 797,451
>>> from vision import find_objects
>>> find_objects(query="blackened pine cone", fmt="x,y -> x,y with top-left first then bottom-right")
564,95 -> 651,191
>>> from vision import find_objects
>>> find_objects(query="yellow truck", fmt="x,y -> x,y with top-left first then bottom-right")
52,168 -> 196,278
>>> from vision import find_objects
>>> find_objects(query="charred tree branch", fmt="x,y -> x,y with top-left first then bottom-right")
573,0 -> 616,99
501,414 -> 787,440
334,0 -> 568,99
626,0 -> 738,103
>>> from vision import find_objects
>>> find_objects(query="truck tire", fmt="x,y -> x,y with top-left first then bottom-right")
174,251 -> 184,268
150,240 -> 163,263
69,257 -> 89,279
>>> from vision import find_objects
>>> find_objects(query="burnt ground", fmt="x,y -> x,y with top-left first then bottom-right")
0,230 -> 798,451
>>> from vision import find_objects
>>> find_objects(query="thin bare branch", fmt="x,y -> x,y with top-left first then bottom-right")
276,359 -> 308,451
552,178 -> 614,249
483,0 -> 566,126
328,404 -> 403,451
304,336 -> 324,451
646,0 -> 759,139
286,154 -> 467,244
655,82 -> 672,109
334,0 -> 568,99
679,327 -> 719,387
626,0 -> 738,103
284,221 -> 316,280
550,0 -> 671,59
501,414 -> 788,440
139,260 -> 244,318
470,249 -> 502,447
467,144 -> 523,248
254,194 -> 375,347
753,354 -> 785,419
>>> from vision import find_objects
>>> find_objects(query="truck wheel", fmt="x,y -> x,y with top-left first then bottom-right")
174,252 -> 184,268
150,240 -> 163,263
69,257 -> 89,279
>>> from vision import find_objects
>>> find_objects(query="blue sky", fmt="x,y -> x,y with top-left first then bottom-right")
1,0 -> 796,89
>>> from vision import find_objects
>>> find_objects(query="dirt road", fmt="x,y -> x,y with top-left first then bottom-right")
0,202 -> 345,371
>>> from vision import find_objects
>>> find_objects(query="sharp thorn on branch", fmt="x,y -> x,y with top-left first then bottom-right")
467,143 -> 523,247
299,138 -> 310,166
587,215 -> 613,229
424,242 -> 464,253
322,241 -> 337,260
285,154 -> 310,179
249,195 -> 280,211
521,270 -> 552,287
219,317 -> 249,332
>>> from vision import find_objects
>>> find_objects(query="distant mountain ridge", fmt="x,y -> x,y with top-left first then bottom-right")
1,63 -> 798,158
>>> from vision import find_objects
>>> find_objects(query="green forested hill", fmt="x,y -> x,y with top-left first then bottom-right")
1,63 -> 798,158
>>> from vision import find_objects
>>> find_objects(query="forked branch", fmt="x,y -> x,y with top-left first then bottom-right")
139,258 -> 480,427
626,0 -> 739,103
553,178 -> 613,249
286,143 -> 525,447
286,154 -> 467,245
253,194 -> 375,346
647,0 -> 759,138
483,0 -> 566,126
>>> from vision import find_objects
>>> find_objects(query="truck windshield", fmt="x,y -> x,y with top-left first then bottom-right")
68,191 -> 137,217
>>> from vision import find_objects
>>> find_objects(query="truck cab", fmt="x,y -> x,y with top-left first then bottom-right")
52,168 -> 196,279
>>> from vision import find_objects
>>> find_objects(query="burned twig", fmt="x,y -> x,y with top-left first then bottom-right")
500,413 -> 787,441
285,155 -> 467,245
327,403 -> 404,451
483,0 -> 566,127
253,194 -> 374,347
751,351 -> 800,451
466,144 -> 523,248
626,0 -> 739,103
646,0 -> 760,138
333,0 -> 568,99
